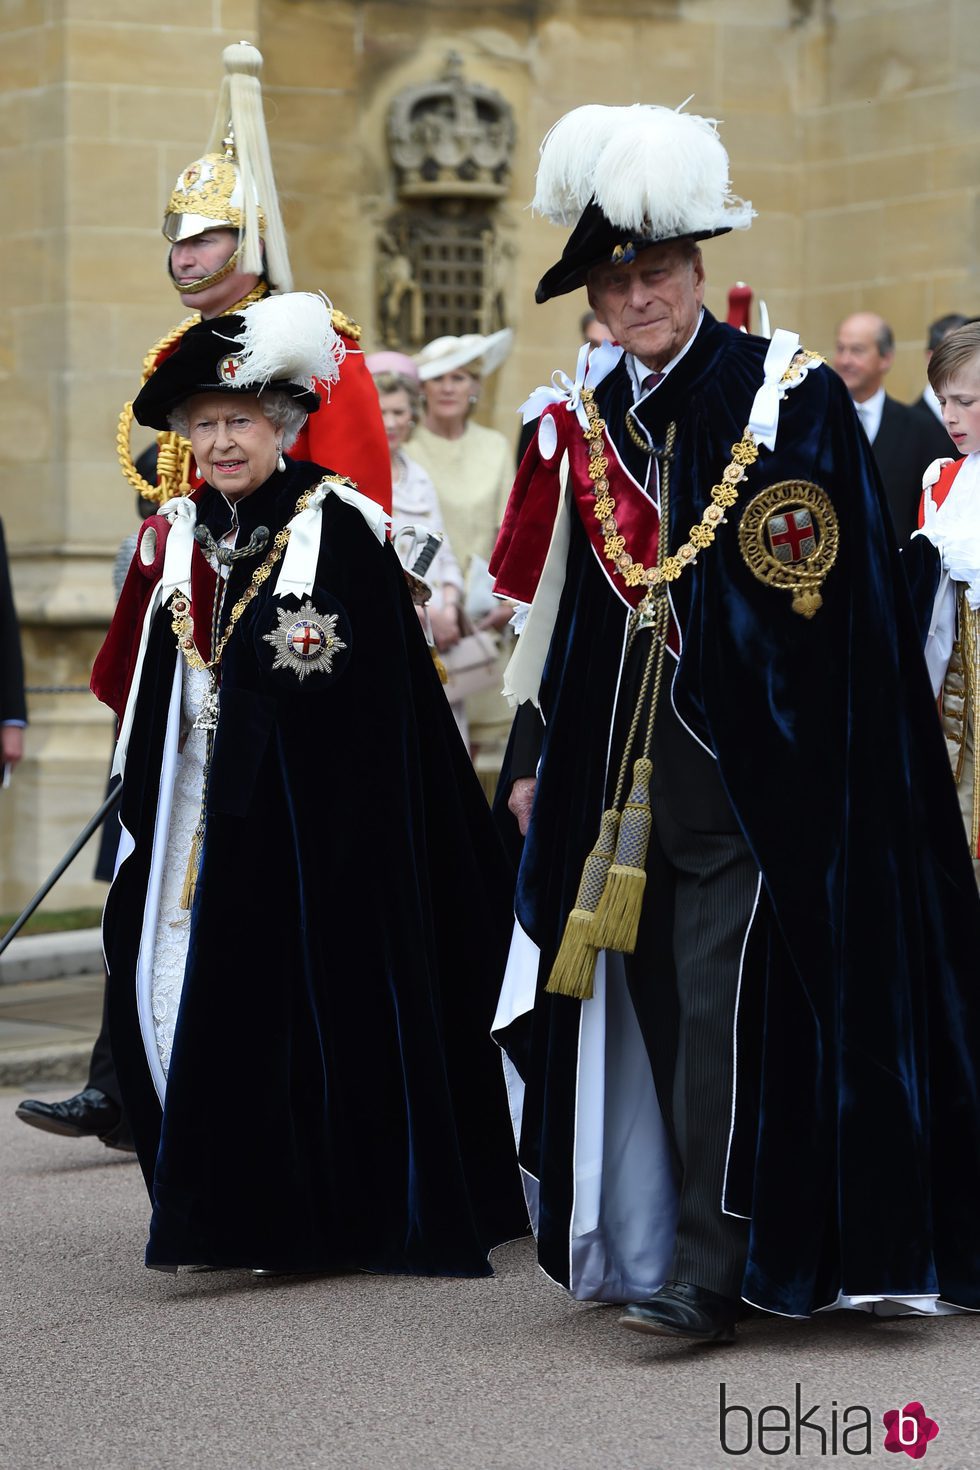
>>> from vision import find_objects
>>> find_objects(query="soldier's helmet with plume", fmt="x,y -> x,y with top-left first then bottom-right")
162,42 -> 292,295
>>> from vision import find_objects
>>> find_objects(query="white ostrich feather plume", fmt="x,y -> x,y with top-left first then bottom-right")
532,102 -> 754,236
531,105 -> 629,225
230,292 -> 346,391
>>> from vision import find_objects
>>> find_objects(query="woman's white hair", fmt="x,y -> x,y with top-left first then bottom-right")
168,390 -> 308,449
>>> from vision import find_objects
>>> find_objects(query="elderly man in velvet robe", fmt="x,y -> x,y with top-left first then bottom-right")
489,103 -> 980,1343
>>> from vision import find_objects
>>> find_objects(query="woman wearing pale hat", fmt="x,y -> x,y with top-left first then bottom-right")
92,293 -> 526,1277
366,351 -> 470,739
409,330 -> 516,759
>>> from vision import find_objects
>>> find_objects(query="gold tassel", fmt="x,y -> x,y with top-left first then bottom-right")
591,758 -> 653,955
178,832 -> 201,912
546,809 -> 620,1000
431,648 -> 449,684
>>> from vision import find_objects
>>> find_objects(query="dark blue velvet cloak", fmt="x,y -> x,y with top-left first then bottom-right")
496,314 -> 980,1315
102,458 -> 528,1275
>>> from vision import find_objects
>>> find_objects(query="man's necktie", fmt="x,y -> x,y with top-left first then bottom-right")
622,372 -> 665,485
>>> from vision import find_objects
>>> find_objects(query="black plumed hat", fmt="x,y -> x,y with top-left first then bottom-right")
132,292 -> 345,430
535,201 -> 734,303
531,104 -> 755,303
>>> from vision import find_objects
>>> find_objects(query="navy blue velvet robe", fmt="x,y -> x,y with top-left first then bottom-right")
102,459 -> 528,1275
496,314 -> 980,1315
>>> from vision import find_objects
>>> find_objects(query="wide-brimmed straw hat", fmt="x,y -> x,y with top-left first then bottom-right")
414,328 -> 513,382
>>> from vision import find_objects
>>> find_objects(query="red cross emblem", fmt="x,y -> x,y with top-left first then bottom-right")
286,620 -> 324,660
767,508 -> 816,565
218,354 -> 243,383
182,164 -> 201,188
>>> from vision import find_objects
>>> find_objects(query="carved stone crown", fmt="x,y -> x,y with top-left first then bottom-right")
387,53 -> 516,200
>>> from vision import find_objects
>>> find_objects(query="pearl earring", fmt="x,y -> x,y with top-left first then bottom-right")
193,462 -> 203,482
276,444 -> 286,473
468,394 -> 478,406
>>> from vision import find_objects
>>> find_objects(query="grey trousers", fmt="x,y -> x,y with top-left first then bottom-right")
624,797 -> 760,1299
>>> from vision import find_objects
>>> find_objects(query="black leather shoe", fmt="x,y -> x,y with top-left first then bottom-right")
15,1088 -> 127,1145
619,1280 -> 739,1342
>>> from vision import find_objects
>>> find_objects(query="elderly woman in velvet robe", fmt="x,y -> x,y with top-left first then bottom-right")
93,293 -> 526,1276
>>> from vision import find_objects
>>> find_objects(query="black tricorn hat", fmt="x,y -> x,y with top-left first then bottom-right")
132,314 -> 322,431
535,200 -> 733,303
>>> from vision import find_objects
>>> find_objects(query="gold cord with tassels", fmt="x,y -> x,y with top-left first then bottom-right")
546,422 -> 677,1001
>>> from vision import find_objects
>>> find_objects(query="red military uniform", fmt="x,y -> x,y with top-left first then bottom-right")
291,321 -> 391,512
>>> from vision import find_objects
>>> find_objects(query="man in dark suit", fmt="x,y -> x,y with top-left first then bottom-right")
908,313 -> 968,463
833,312 -> 938,543
0,518 -> 27,773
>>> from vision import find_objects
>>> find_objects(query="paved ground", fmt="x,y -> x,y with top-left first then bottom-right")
2,1087 -> 979,1470
0,971 -> 103,1085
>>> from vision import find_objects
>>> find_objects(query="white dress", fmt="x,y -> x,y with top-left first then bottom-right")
149,662 -> 211,1076
391,450 -> 470,741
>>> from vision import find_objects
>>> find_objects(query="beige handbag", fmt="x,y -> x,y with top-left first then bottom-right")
439,614 -> 501,700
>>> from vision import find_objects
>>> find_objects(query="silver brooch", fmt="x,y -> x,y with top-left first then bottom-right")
261,599 -> 347,681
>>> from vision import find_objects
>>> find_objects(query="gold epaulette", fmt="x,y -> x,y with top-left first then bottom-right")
330,307 -> 361,342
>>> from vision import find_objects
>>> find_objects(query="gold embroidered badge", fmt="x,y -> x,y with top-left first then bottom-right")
737,480 -> 839,618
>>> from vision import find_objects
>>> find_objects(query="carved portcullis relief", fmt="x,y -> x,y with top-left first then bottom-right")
379,54 -> 516,351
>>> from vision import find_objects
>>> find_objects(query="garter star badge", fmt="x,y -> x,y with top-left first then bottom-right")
737,480 -> 839,618
261,599 -> 347,681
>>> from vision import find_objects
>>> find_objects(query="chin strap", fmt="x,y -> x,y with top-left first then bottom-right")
168,243 -> 245,295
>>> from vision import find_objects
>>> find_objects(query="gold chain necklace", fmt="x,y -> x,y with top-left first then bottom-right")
170,480 -> 316,910
169,485 -> 316,675
581,387 -> 759,607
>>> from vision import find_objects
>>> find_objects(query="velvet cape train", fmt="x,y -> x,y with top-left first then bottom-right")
96,457 -> 528,1274
490,313 -> 980,1315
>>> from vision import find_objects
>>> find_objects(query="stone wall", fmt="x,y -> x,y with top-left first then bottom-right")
1,0 -> 978,910
0,0 -> 260,911
260,0 -> 980,433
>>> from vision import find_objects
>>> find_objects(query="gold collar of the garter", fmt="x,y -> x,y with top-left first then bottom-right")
545,398 -> 760,1001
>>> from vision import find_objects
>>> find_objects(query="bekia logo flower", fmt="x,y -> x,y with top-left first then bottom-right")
882,1403 -> 939,1459
719,1385 -> 941,1457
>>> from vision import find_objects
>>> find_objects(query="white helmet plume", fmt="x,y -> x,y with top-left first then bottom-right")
206,42 -> 294,292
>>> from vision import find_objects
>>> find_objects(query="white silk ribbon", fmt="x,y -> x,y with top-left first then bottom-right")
747,328 -> 800,452
518,342 -> 625,427
111,581 -> 164,778
273,480 -> 391,600
158,495 -> 198,602
501,452 -> 572,709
